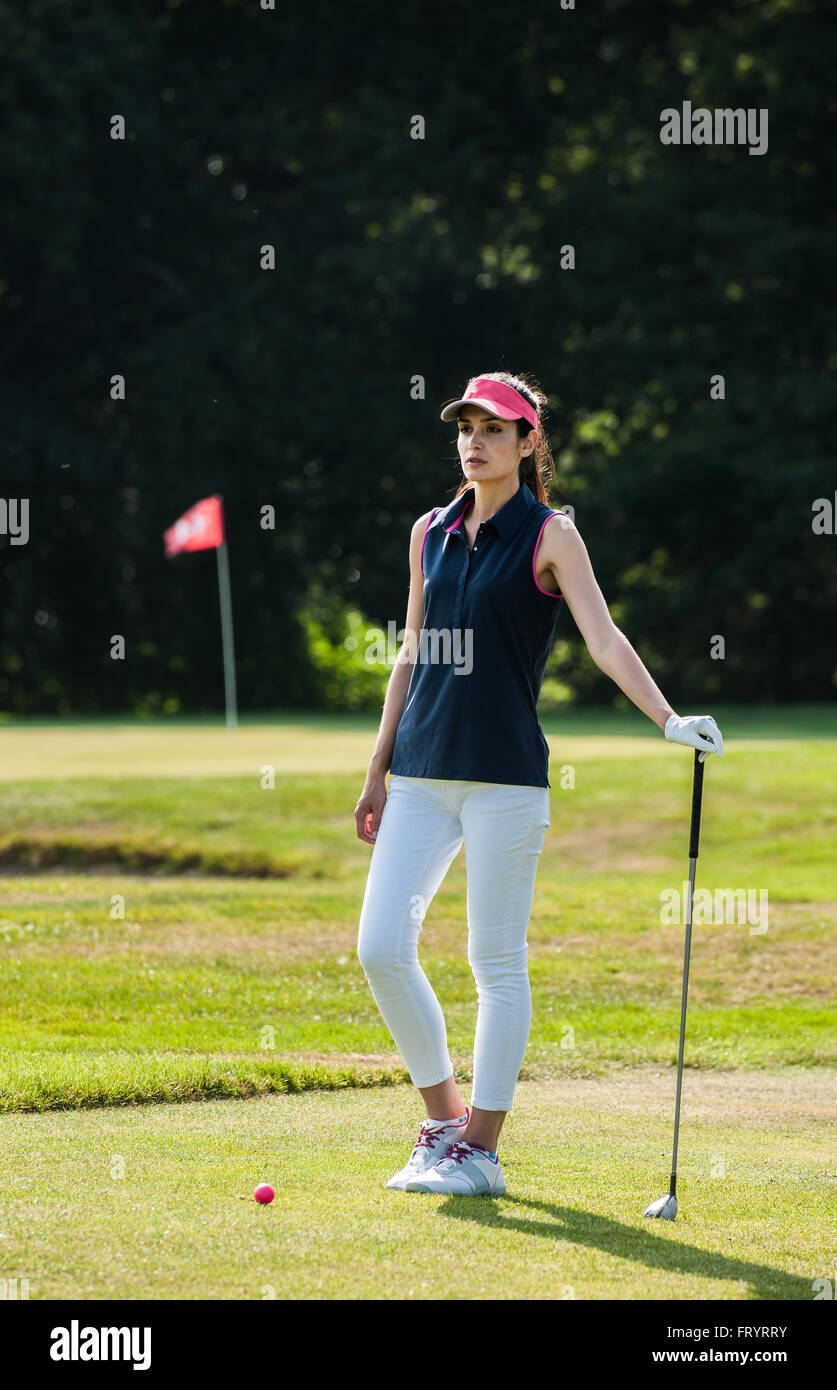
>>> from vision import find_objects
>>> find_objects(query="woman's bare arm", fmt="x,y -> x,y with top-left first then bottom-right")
537,513 -> 677,733
354,509 -> 434,842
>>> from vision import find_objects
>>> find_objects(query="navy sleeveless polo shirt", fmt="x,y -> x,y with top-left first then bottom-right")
389,481 -> 565,789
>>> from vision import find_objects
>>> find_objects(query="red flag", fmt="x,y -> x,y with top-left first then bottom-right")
164,496 -> 225,558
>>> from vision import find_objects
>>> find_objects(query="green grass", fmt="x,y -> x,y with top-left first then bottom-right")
0,713 -> 834,1109
0,712 -> 833,1299
1,1076 -> 831,1299
0,701 -> 834,736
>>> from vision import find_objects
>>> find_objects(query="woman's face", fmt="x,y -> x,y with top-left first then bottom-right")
456,404 -> 535,483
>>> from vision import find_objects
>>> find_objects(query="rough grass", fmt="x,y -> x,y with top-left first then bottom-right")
0,716 -> 834,1109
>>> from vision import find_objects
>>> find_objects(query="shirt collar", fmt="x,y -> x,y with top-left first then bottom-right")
442,481 -> 536,541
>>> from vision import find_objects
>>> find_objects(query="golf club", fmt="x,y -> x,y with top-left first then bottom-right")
644,747 -> 705,1221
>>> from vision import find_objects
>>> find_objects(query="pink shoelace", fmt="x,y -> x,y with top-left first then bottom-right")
412,1121 -> 460,1156
437,1141 -> 476,1165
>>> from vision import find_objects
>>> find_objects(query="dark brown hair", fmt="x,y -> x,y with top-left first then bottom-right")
443,370 -> 557,506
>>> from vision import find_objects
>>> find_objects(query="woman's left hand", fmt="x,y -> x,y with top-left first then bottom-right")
664,713 -> 724,762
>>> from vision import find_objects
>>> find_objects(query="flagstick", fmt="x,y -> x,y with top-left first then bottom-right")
215,537 -> 238,730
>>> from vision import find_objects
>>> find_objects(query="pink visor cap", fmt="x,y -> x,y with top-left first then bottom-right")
440,378 -> 538,431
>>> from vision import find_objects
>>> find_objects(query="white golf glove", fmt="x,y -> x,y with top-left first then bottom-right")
664,713 -> 724,762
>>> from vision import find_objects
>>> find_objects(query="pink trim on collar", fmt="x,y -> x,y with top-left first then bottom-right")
444,489 -> 476,533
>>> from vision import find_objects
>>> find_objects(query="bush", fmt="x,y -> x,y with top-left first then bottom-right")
298,586 -> 391,712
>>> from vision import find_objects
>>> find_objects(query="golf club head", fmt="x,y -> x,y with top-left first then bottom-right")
643,1192 -> 678,1221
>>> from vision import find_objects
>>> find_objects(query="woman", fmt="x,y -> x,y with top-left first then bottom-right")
354,370 -> 723,1196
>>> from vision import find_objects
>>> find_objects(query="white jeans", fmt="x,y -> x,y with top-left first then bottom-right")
356,774 -> 550,1111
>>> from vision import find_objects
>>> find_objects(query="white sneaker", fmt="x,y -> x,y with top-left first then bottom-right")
403,1139 -> 506,1195
385,1107 -> 471,1190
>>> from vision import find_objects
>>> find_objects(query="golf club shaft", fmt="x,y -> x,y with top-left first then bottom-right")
668,750 -> 705,1196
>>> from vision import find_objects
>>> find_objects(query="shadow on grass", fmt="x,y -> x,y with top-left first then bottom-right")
435,1195 -> 811,1299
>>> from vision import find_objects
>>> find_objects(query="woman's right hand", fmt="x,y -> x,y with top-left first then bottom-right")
354,773 -> 388,844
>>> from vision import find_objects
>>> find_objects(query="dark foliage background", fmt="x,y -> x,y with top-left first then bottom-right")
1,0 -> 834,714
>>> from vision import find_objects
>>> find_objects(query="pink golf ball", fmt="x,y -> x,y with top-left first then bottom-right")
254,1183 -> 275,1205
